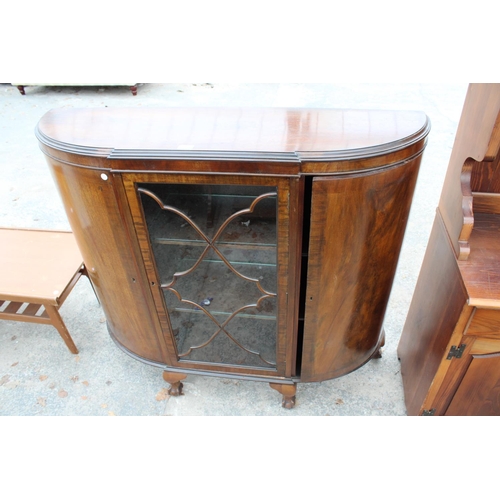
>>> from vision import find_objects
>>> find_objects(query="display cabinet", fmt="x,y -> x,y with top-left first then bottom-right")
398,84 -> 500,415
36,107 -> 430,407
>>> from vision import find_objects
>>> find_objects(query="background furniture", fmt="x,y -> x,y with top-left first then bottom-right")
398,83 -> 500,415
12,84 -> 138,95
0,228 -> 86,354
36,107 -> 430,407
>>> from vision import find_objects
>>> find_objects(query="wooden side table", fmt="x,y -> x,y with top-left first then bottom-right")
0,228 -> 87,354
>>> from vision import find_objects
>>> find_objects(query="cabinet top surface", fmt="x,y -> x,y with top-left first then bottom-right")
36,107 -> 430,161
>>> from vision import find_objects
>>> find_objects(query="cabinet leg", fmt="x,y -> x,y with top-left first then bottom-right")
270,382 -> 297,409
17,85 -> 25,95
131,85 -> 138,96
163,371 -> 187,396
372,328 -> 386,359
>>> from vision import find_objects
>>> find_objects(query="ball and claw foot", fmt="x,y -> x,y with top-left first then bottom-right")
282,395 -> 296,409
270,382 -> 297,409
169,381 -> 184,396
163,371 -> 187,396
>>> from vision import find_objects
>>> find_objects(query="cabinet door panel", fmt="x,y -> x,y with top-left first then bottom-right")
445,352 -> 500,415
123,173 -> 293,378
301,158 -> 421,382
48,162 -> 170,364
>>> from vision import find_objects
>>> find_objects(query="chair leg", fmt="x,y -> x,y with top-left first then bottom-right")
45,305 -> 79,354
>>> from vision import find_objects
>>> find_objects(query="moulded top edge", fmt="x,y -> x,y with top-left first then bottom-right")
35,107 -> 430,161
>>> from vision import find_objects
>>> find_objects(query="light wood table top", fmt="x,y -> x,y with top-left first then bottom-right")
0,228 -> 83,305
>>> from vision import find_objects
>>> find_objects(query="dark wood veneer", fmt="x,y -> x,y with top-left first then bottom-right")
37,106 -> 429,407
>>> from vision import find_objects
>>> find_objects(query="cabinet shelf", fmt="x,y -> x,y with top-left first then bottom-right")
153,238 -> 277,253
458,212 -> 500,307
171,307 -> 276,321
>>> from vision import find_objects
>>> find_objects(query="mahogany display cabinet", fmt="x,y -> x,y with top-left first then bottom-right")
36,107 -> 430,408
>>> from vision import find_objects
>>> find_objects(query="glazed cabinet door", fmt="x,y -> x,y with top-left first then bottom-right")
121,173 -> 296,379
300,158 -> 421,382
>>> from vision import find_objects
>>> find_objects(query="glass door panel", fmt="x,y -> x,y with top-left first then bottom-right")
138,182 -> 278,369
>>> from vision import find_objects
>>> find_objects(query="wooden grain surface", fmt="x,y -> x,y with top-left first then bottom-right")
438,84 -> 500,258
36,107 -> 429,163
445,353 -> 500,415
0,228 -> 82,305
467,309 -> 500,337
458,213 -> 500,307
46,161 -> 171,364
121,172 -> 294,378
398,212 -> 469,415
300,155 -> 422,382
37,106 -> 430,384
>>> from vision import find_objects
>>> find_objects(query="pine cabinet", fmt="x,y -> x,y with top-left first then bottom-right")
36,107 -> 429,407
398,84 -> 500,415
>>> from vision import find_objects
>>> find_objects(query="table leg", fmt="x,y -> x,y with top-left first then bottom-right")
45,305 -> 79,354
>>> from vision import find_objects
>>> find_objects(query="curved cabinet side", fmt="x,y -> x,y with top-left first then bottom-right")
300,154 -> 423,382
45,158 -> 170,364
